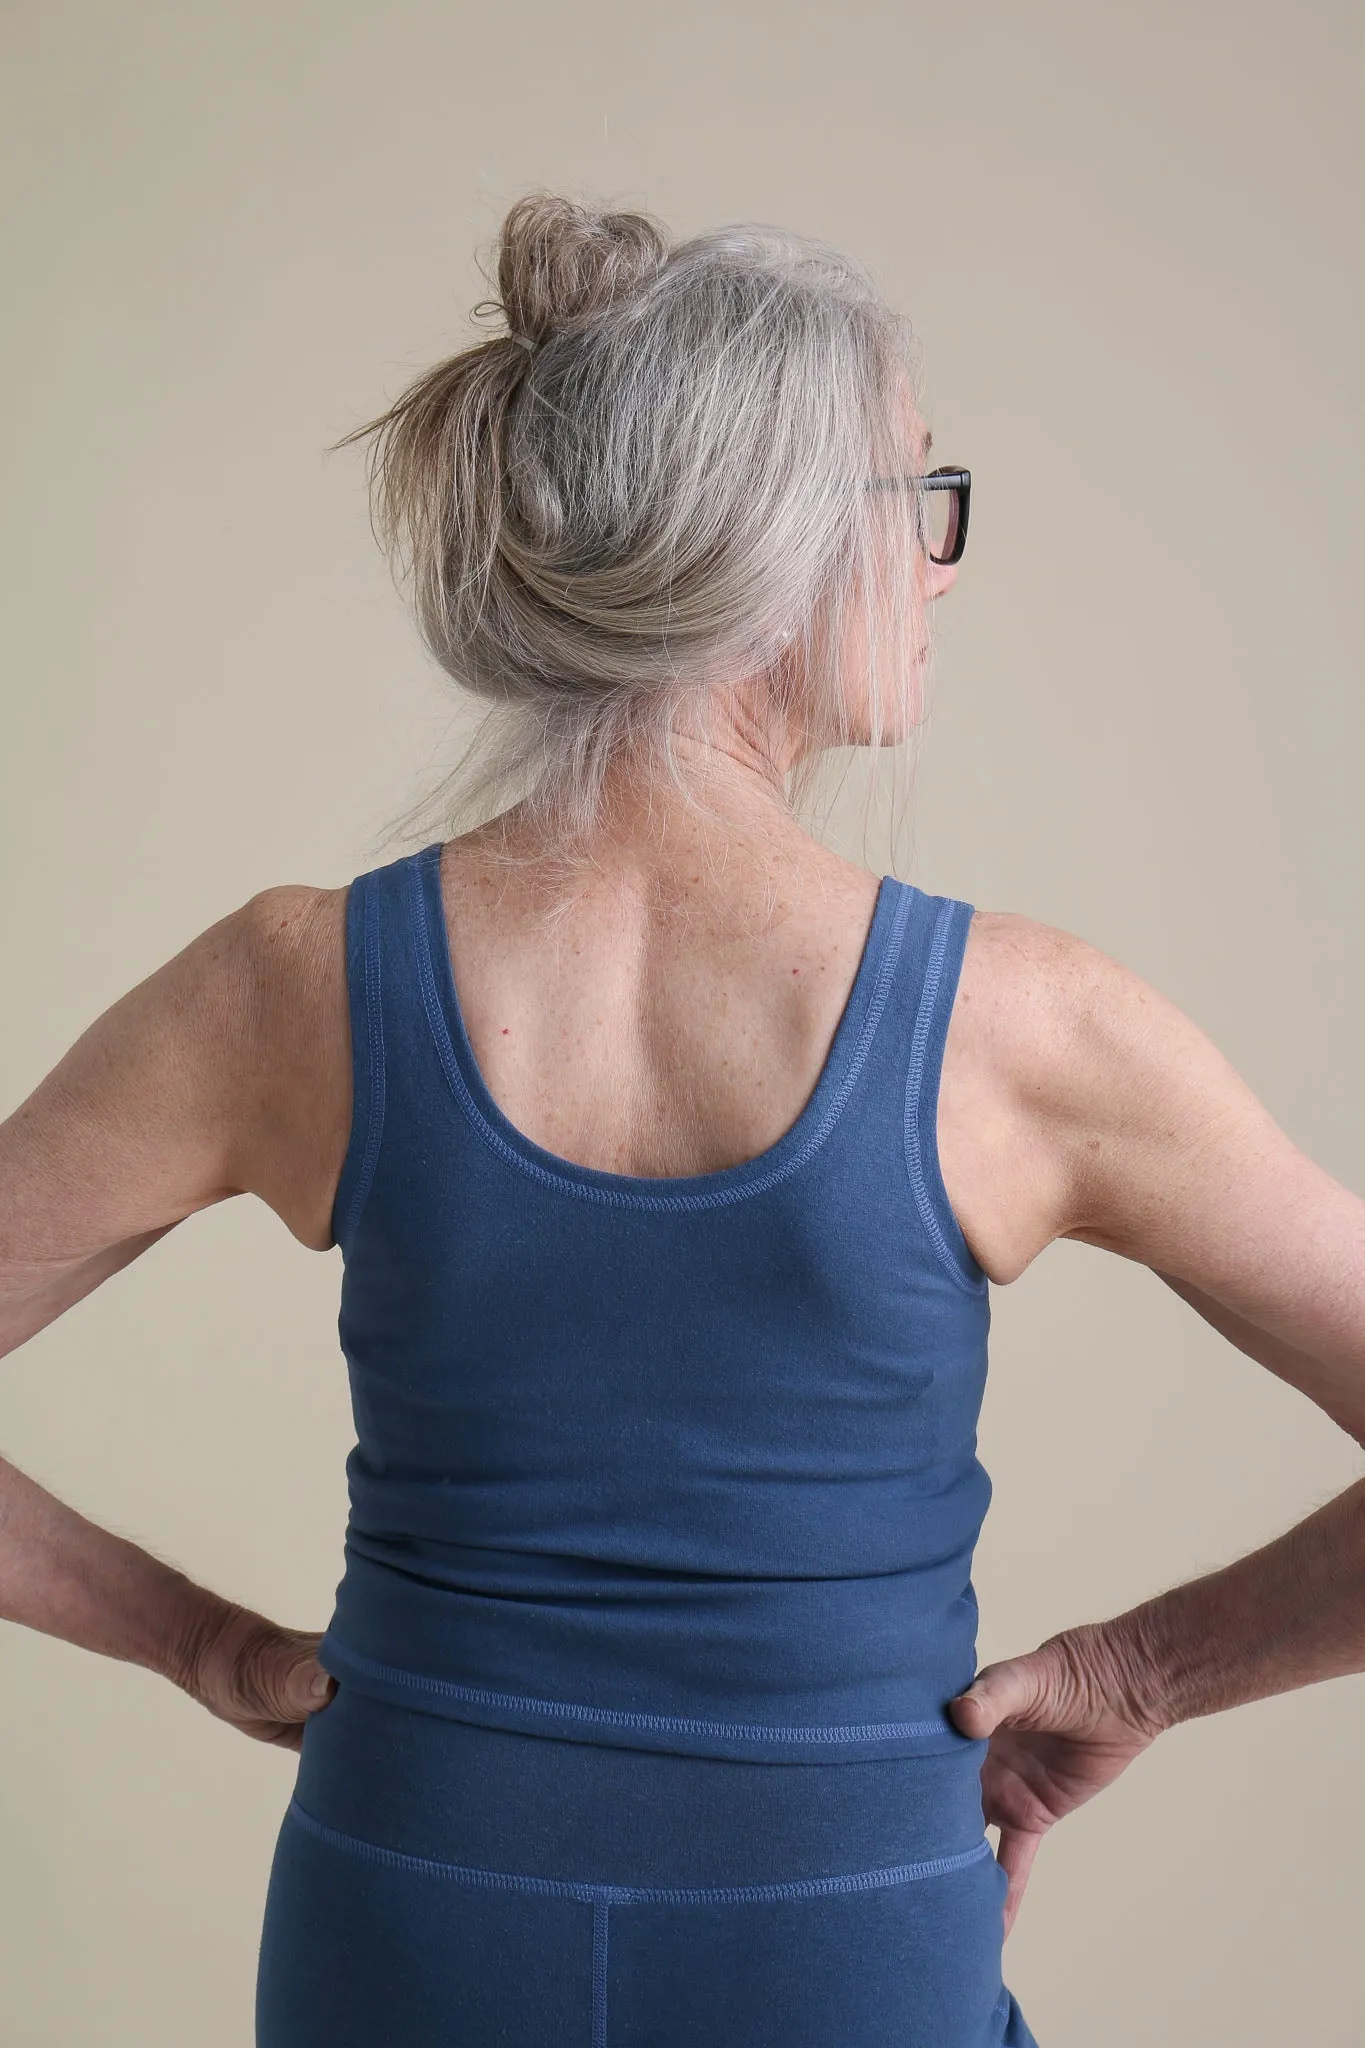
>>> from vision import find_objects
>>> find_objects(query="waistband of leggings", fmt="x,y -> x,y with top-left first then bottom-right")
292,1682 -> 995,1890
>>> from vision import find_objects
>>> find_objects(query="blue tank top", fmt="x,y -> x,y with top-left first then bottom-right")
316,840 -> 994,1764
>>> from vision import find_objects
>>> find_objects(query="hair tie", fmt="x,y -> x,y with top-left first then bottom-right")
508,331 -> 537,355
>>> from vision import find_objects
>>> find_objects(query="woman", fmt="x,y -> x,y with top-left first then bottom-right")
3,193 -> 1363,2048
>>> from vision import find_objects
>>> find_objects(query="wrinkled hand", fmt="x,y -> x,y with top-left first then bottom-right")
181,1601 -> 338,1752
947,1621 -> 1164,1939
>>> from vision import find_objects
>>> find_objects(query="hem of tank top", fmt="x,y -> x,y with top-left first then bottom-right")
330,873 -> 388,1252
406,844 -> 918,1211
904,895 -> 990,1295
314,1640 -> 987,1753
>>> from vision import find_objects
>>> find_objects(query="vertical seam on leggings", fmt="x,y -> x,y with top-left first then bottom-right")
592,1900 -> 609,2048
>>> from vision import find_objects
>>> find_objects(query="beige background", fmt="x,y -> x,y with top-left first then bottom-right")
3,1 -> 1363,2041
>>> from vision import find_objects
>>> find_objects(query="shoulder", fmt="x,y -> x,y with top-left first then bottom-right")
113,879 -> 353,1250
927,907 -> 1092,1283
956,901 -> 1196,1092
0,880 -> 351,1355
231,881 -> 349,987
953,903 -> 1256,1257
949,904 -> 1092,1096
223,883 -> 353,1250
954,903 -> 1365,1424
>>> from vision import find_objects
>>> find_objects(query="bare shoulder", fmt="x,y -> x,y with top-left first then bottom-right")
937,907 -> 1091,1285
953,904 -> 1161,1119
953,900 -> 1365,1432
949,900 -> 1322,1275
228,881 -> 353,1252
0,878 -> 352,1361
961,906 -> 1250,1214
943,904 -> 1252,1285
234,881 -> 348,1014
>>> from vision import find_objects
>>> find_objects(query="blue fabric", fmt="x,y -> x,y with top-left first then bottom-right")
257,1686 -> 1039,2046
269,839 -> 1043,2041
320,841 -> 994,1764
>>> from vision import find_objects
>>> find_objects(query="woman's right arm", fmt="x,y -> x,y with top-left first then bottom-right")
1027,917 -> 1365,1733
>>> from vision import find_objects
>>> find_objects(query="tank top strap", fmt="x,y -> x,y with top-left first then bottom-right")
861,876 -> 985,1295
329,847 -> 434,1252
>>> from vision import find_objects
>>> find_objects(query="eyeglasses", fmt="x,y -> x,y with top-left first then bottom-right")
867,466 -> 971,566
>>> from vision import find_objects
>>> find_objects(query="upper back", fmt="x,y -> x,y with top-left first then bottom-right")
242,834 -> 1066,1283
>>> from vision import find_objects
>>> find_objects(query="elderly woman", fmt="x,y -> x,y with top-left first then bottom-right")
3,193 -> 1363,2048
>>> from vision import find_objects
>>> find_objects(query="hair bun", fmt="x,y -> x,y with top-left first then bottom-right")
493,193 -> 668,349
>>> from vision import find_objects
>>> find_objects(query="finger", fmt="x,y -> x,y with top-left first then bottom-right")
1003,1868 -> 1028,1941
259,1720 -> 305,1752
950,1654 -> 1048,1737
994,1825 -> 1043,1935
995,1826 -> 1042,1890
246,1650 -> 334,1725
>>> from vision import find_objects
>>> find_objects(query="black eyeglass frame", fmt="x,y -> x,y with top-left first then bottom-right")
866,466 -> 971,566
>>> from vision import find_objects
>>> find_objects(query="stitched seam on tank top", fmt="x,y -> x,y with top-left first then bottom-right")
904,900 -> 987,1294
409,859 -> 913,1211
284,1797 -> 995,1903
319,1645 -> 970,1744
337,881 -> 387,1246
592,1900 -> 609,2048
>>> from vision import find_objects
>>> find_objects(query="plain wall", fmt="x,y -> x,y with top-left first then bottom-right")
2,1 -> 1362,2041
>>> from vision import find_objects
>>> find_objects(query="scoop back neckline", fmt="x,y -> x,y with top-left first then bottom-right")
410,839 -> 910,1207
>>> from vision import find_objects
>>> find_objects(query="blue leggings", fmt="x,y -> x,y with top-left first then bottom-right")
256,1684 -> 1040,2046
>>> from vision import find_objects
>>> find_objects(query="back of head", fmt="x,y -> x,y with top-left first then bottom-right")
338,191 -> 931,866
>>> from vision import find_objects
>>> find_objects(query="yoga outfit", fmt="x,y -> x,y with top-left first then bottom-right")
255,840 -> 1041,2046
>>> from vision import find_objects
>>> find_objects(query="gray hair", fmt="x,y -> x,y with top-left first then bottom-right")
334,191 -> 935,875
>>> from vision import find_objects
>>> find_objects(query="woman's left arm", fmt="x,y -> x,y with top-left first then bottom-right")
0,886 -> 345,1741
